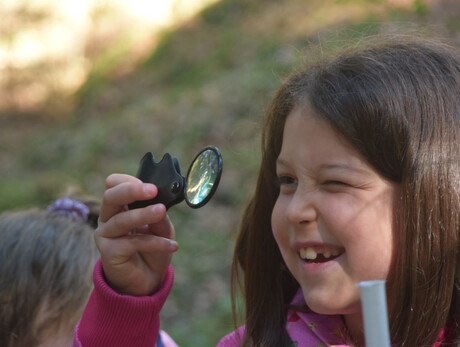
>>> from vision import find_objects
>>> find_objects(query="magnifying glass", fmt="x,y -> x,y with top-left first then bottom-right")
128,146 -> 223,210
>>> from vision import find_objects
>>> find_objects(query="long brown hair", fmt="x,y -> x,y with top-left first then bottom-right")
231,38 -> 460,346
0,196 -> 100,346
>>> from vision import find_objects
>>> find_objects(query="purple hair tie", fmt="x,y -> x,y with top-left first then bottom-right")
47,198 -> 90,223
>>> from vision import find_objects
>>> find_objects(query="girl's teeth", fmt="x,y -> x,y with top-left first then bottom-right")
299,247 -> 342,260
300,248 -> 307,259
306,247 -> 317,260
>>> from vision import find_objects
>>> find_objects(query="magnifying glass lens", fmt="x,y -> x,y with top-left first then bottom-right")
185,148 -> 221,207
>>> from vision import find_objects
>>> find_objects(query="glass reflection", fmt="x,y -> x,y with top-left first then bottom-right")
185,149 -> 219,205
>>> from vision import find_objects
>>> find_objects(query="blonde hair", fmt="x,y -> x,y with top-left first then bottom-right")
0,201 -> 99,346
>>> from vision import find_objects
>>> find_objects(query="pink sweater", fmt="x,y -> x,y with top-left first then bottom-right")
74,259 -> 449,346
72,259 -> 346,347
73,259 -> 174,347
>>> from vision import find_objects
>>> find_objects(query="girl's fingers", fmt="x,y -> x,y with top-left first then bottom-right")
105,173 -> 142,189
97,204 -> 168,238
147,211 -> 175,239
104,234 -> 179,257
132,206 -> 174,238
99,180 -> 158,223
98,234 -> 179,265
96,234 -> 178,268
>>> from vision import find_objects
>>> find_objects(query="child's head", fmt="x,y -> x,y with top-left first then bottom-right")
0,195 -> 99,347
233,38 -> 460,346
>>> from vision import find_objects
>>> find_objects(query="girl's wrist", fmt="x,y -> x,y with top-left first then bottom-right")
95,258 -> 174,298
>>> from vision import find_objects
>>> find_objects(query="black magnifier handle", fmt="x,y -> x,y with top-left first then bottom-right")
128,152 -> 185,210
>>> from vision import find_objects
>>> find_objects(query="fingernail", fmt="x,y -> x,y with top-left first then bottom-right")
169,240 -> 178,250
151,204 -> 163,214
143,184 -> 155,195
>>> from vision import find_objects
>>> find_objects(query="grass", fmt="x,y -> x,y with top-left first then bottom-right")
0,0 -> 458,345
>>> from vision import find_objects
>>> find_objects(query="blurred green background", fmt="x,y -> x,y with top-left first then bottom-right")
1,0 -> 459,345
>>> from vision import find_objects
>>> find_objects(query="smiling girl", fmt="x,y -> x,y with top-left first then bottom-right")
74,38 -> 460,346
230,38 -> 460,346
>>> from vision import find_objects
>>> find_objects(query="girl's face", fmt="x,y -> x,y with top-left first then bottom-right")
272,106 -> 397,320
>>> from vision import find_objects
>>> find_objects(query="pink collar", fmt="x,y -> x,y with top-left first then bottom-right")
287,289 -> 448,346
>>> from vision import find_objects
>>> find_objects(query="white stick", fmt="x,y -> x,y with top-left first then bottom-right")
358,280 -> 391,347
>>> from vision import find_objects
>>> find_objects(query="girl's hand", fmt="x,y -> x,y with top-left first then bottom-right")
95,173 -> 178,296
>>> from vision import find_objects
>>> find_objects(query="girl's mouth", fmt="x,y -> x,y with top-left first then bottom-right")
298,246 -> 344,263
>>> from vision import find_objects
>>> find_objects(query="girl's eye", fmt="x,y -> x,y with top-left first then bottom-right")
276,176 -> 297,187
322,180 -> 353,190
324,180 -> 348,186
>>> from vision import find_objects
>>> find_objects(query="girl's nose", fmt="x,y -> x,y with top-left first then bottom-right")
286,190 -> 318,225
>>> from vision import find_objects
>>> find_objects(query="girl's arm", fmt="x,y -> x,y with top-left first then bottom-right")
73,259 -> 174,347
73,173 -> 179,346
